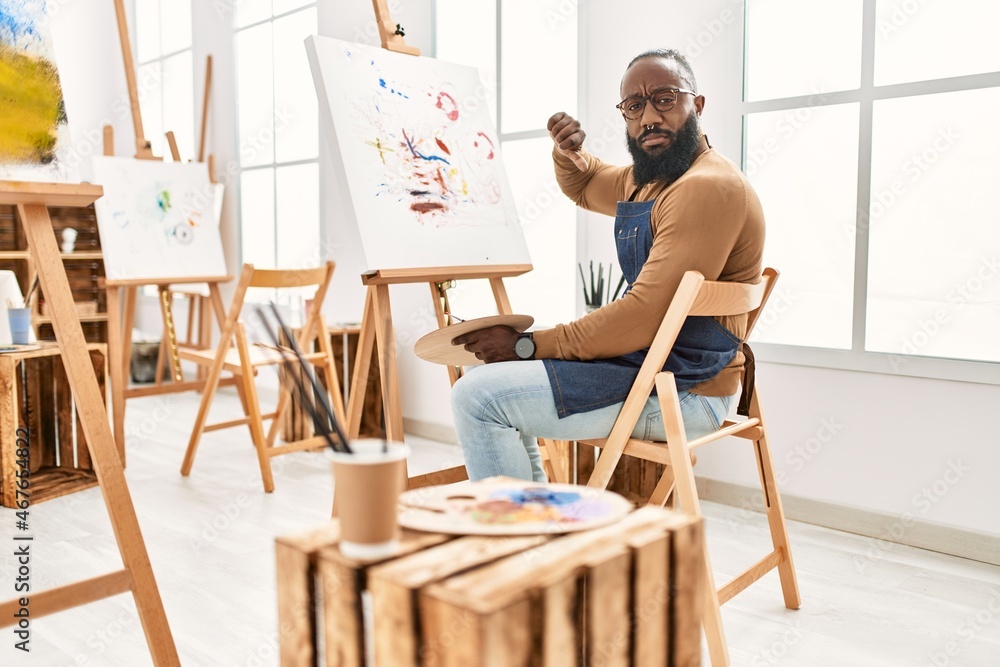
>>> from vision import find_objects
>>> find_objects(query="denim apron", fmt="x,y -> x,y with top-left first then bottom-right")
542,189 -> 741,418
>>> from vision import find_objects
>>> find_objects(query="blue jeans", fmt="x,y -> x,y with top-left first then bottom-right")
451,360 -> 736,482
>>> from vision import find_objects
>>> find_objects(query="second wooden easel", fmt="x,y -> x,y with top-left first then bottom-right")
106,0 -> 232,457
346,265 -> 532,487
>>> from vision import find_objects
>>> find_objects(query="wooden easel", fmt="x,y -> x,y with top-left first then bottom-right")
105,0 -> 232,458
343,4 -> 571,488
346,265 -> 532,487
0,181 -> 179,665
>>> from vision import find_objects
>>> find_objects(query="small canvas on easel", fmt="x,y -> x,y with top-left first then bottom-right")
306,36 -> 531,270
0,0 -> 76,182
89,156 -> 227,282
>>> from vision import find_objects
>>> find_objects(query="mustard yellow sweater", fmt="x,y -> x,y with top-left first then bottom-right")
532,144 -> 765,396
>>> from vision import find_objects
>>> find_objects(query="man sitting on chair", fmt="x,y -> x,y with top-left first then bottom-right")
451,49 -> 765,482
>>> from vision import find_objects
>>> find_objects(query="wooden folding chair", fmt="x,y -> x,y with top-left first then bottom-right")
577,268 -> 800,666
179,262 -> 346,492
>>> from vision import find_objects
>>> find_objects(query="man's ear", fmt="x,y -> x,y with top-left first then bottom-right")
694,95 -> 706,116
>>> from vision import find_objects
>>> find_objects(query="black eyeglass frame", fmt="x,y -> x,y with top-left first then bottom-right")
615,87 -> 697,120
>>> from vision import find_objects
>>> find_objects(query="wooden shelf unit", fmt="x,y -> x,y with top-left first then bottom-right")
0,203 -> 107,343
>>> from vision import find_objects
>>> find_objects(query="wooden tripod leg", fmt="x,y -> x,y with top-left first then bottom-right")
106,284 -> 126,458
18,203 -> 179,665
346,287 -> 375,440
372,284 -> 403,443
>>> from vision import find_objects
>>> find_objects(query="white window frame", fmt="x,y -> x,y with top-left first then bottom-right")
131,0 -> 195,161
742,0 -> 1000,385
233,1 -> 319,270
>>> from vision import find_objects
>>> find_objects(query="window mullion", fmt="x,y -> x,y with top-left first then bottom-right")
851,0 -> 878,356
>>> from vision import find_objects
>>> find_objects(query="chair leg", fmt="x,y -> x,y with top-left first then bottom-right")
235,324 -> 275,493
647,466 -> 674,507
749,391 -> 801,610
180,349 -> 228,477
657,373 -> 731,667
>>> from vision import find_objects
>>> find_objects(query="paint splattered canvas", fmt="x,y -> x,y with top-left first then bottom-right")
0,0 -> 75,182
306,36 -> 531,270
89,156 -> 227,282
398,480 -> 633,535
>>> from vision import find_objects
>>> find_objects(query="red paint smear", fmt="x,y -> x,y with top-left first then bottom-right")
435,137 -> 451,154
476,132 -> 495,159
411,202 -> 445,213
436,92 -> 459,121
434,169 -> 447,193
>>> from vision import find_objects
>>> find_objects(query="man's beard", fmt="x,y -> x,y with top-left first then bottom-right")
626,112 -> 701,187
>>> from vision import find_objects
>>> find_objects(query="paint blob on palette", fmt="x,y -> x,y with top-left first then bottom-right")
307,36 -> 531,271
89,156 -> 227,282
398,480 -> 633,536
0,0 -> 75,182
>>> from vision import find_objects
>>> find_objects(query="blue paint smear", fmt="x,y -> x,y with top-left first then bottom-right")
379,78 -> 387,88
403,130 -> 450,165
492,487 -> 582,506
0,0 -> 45,49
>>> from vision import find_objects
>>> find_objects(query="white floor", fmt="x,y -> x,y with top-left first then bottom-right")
1,390 -> 998,666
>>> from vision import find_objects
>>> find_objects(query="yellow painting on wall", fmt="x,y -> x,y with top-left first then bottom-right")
0,0 -> 73,182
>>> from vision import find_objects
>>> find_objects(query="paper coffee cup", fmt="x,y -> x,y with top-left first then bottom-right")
330,440 -> 409,560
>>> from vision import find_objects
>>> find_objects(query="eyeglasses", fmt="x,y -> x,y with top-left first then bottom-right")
615,88 -> 696,120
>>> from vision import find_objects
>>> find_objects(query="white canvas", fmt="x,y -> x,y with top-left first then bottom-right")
88,157 -> 227,282
306,36 -> 531,271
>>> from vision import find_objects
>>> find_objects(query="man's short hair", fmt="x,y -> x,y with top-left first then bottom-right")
627,49 -> 698,93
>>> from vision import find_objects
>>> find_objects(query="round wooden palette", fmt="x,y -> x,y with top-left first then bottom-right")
413,314 -> 533,366
397,479 -> 633,536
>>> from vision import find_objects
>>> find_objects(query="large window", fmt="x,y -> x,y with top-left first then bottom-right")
436,0 -> 578,325
744,0 -> 1000,381
134,0 -> 195,160
235,0 -> 319,270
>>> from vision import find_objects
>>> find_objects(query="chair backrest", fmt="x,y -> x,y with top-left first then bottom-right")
611,268 -> 778,425
248,265 -> 333,290
220,262 -> 337,349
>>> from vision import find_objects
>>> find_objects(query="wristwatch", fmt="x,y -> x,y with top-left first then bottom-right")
513,332 -> 536,360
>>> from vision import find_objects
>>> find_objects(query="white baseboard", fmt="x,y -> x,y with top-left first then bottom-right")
697,477 -> 1000,567
402,417 -> 458,446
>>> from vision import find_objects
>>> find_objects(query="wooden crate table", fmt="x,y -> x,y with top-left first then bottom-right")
276,504 -> 704,666
0,341 -> 108,507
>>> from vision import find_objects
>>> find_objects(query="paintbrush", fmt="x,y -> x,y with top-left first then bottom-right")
24,277 -> 39,309
612,274 -> 627,301
269,304 -> 354,453
257,306 -> 352,454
